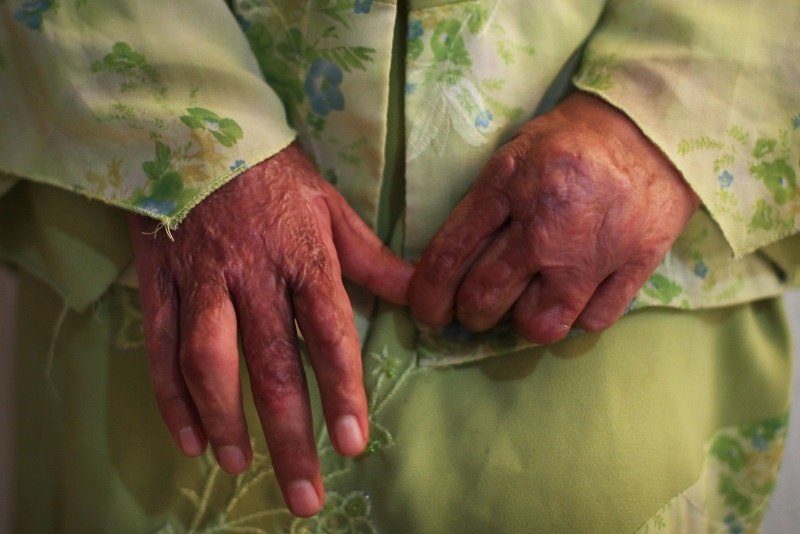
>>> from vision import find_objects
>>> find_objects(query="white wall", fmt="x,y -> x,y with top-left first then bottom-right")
0,267 -> 797,531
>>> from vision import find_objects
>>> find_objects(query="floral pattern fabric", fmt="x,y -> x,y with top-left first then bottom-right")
1,1 -> 799,358
637,414 -> 789,534
0,0 -> 295,227
1,2 -> 798,532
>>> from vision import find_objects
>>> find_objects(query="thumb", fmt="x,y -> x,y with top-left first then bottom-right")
324,187 -> 413,305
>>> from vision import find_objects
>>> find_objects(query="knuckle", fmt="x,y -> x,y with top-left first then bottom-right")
424,248 -> 461,285
249,339 -> 305,414
484,149 -> 520,183
456,283 -> 503,329
311,320 -> 347,351
179,346 -> 216,385
457,280 -> 487,312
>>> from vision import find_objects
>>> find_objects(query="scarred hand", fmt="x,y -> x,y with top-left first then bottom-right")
409,91 -> 700,342
128,142 -> 413,517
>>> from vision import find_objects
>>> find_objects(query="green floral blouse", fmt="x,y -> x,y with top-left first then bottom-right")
1,1 -> 798,533
0,0 -> 798,355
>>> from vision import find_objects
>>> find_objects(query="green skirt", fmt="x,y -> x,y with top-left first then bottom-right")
13,271 -> 792,533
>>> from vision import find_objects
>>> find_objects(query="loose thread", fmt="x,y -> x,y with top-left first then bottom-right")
142,222 -> 176,242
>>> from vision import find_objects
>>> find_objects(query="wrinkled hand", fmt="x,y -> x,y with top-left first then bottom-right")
128,143 -> 412,517
409,91 -> 700,342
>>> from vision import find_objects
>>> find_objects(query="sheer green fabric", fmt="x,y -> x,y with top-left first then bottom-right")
12,273 -> 791,532
2,0 -> 799,531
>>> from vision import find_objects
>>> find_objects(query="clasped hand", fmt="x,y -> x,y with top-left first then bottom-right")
129,92 -> 699,517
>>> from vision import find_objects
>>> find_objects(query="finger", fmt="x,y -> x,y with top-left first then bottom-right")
128,215 -> 207,457
289,211 -> 369,460
409,155 -> 514,326
233,275 -> 324,518
179,280 -> 251,474
323,185 -> 413,305
576,262 -> 656,332
512,268 -> 599,344
455,221 -> 535,331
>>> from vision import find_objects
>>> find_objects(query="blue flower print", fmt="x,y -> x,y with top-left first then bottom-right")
723,514 -> 743,534
475,109 -> 493,129
693,260 -> 708,279
404,83 -> 417,95
441,320 -> 476,343
305,58 -> 345,116
792,113 -> 800,130
751,433 -> 768,451
718,169 -> 734,189
408,19 -> 423,40
137,198 -> 177,216
353,0 -> 373,14
233,12 -> 251,32
14,0 -> 53,30
229,159 -> 246,171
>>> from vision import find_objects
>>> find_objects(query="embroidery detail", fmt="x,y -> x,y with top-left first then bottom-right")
405,3 -> 535,161
289,491 -> 376,533
114,288 -> 145,350
155,445 -> 289,534
155,344 -> 416,532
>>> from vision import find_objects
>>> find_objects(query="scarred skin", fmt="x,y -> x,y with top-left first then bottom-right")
131,91 -> 700,518
408,91 -> 700,341
128,143 -> 413,517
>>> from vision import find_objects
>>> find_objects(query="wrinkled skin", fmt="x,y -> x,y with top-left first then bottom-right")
132,91 -> 701,519
128,143 -> 413,517
409,92 -> 700,341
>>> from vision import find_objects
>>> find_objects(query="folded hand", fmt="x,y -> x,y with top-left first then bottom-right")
128,143 -> 412,517
409,92 -> 700,342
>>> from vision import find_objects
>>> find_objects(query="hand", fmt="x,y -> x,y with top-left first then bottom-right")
128,143 -> 412,517
409,91 -> 700,342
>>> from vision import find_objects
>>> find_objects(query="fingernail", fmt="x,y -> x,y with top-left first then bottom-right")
217,445 -> 246,473
178,426 -> 204,456
335,415 -> 364,456
287,479 -> 321,517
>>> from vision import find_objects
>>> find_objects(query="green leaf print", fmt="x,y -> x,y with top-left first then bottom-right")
142,141 -> 183,200
709,435 -> 748,471
752,137 -> 777,159
431,20 -> 471,67
142,140 -> 171,180
750,158 -> 796,205
245,23 -> 306,125
642,273 -> 682,304
180,107 -> 243,148
739,413 -> 788,442
719,474 -> 754,515
465,5 -> 489,33
749,198 -> 775,231
320,46 -> 376,73
408,38 -> 424,60
576,53 -> 617,92
276,28 -> 315,65
676,135 -> 725,156
90,42 -> 160,92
